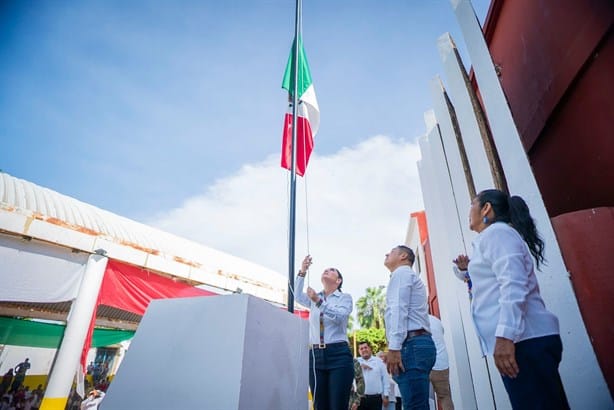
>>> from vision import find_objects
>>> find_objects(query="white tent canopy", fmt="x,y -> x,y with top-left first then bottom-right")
0,172 -> 288,305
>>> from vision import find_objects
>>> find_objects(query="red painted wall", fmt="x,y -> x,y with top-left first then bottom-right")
483,0 -> 614,217
531,33 -> 614,216
411,211 -> 440,318
551,208 -> 614,392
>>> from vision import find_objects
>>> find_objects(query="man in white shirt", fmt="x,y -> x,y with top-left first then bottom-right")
384,245 -> 436,410
80,389 -> 105,410
356,342 -> 389,410
429,315 -> 454,410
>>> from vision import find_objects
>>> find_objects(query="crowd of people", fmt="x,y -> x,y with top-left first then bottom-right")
297,189 -> 568,410
0,358 -> 110,410
0,359 -> 42,410
86,362 -> 109,389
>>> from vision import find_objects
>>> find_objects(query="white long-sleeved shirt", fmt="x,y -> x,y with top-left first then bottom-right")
388,376 -> 400,400
429,315 -> 449,371
385,265 -> 430,350
468,222 -> 559,355
295,275 -> 352,345
357,355 -> 390,396
80,392 -> 105,410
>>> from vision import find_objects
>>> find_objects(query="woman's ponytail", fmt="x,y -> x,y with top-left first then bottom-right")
477,189 -> 546,269
508,195 -> 545,269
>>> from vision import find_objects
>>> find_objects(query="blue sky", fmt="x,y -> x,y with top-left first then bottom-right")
1,0 -> 489,219
1,0 -> 491,297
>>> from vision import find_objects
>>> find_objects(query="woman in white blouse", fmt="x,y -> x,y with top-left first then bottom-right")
453,189 -> 569,409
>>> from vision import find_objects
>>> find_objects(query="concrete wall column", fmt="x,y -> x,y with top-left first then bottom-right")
41,252 -> 108,410
429,74 -> 510,408
418,121 -> 482,410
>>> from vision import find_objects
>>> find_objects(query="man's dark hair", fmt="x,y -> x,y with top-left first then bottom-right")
396,245 -> 415,265
357,341 -> 371,349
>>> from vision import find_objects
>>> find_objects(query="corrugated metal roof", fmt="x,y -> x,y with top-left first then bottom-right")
1,172 -> 190,254
0,172 -> 288,304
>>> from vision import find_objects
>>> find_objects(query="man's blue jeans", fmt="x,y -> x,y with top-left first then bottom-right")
393,334 -> 436,410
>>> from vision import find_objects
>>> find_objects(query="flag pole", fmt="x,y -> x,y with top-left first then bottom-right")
287,0 -> 301,313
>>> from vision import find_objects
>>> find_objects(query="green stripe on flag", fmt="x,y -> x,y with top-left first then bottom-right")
282,36 -> 313,98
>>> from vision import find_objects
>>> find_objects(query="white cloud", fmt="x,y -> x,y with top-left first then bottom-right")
150,135 -> 424,306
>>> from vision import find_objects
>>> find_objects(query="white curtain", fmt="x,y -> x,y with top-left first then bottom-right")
0,234 -> 87,302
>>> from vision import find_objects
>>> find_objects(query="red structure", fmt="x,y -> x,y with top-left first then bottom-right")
481,0 -> 614,392
411,211 -> 440,319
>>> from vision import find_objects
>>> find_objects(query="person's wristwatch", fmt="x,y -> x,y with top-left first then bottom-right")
315,298 -> 323,308
298,270 -> 306,277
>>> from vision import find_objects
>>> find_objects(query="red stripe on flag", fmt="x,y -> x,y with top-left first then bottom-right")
281,113 -> 314,177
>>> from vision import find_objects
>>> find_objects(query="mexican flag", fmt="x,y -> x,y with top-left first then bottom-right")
281,36 -> 319,176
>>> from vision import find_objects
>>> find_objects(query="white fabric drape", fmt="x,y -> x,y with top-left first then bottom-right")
0,234 -> 87,302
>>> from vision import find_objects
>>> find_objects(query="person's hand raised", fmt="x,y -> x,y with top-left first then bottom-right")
307,287 -> 320,303
453,254 -> 470,270
301,255 -> 312,273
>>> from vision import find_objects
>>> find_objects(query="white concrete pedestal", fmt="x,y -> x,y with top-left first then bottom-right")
102,294 -> 309,410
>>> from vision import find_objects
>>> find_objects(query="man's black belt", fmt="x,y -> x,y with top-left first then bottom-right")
406,328 -> 430,339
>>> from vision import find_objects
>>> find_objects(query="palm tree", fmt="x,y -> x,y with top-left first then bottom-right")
347,313 -> 355,333
356,286 -> 386,329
